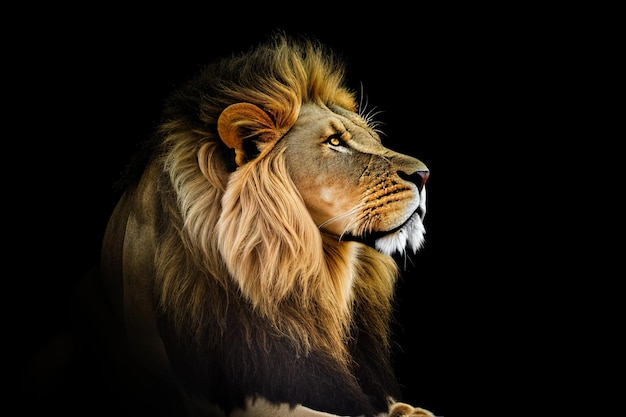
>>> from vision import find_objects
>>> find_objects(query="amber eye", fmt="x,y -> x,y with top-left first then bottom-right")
327,134 -> 343,146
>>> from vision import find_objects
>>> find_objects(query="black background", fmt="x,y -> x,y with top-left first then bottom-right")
9,8 -> 577,416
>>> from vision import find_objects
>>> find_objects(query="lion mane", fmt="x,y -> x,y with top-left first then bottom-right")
100,32 -> 433,417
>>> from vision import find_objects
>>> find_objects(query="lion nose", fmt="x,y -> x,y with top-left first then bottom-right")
417,170 -> 429,190
387,152 -> 429,191
409,169 -> 430,191
401,169 -> 429,192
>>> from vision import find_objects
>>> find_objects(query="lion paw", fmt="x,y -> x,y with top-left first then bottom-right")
389,402 -> 435,417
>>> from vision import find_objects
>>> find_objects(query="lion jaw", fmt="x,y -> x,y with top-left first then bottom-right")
374,186 -> 427,257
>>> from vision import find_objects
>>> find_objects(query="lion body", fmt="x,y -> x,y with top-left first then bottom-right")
100,34 -> 432,417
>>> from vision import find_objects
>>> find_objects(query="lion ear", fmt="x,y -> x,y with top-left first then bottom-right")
217,102 -> 282,166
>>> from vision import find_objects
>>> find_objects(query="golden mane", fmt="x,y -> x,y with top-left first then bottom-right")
150,33 -> 398,373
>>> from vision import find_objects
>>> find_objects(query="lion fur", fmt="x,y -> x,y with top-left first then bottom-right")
100,32 -> 430,416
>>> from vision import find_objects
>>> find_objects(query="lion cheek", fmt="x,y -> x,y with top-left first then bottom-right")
319,187 -> 334,203
302,186 -> 355,235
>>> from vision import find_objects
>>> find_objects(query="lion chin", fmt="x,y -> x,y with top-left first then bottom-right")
374,188 -> 427,257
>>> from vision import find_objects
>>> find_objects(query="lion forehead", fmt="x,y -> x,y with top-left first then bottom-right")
282,104 -> 373,180
284,103 -> 383,154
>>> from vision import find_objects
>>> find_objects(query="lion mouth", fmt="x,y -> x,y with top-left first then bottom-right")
361,187 -> 427,256
341,184 -> 427,256
346,207 -> 426,257
374,210 -> 426,255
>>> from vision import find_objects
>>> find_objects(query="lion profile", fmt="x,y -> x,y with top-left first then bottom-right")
100,32 -> 433,417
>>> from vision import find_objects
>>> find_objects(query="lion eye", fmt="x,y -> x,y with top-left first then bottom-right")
325,133 -> 351,154
327,135 -> 343,147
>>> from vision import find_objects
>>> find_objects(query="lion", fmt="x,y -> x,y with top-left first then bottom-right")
99,32 -> 434,417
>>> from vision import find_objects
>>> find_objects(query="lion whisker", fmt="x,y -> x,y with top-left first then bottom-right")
357,82 -> 387,136
364,108 -> 384,123
316,205 -> 361,230
372,126 -> 387,137
362,108 -> 384,129
401,251 -> 416,271
358,81 -> 367,115
338,212 -> 363,244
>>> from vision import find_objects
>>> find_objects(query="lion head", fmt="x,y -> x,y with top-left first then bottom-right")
101,32 -> 431,417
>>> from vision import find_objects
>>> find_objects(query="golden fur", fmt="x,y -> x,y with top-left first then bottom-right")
100,32 -> 432,417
